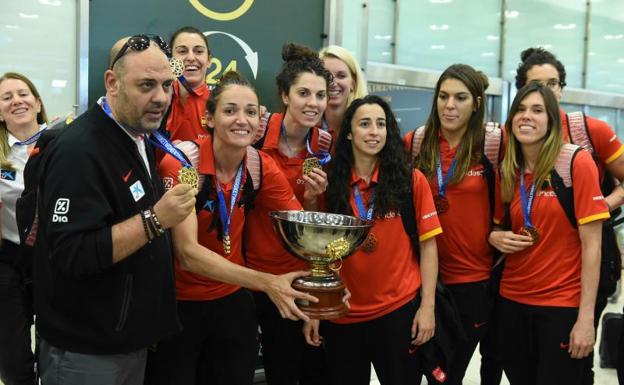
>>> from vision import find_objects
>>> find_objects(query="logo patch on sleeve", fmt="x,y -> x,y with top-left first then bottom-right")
0,169 -> 16,181
130,180 -> 146,202
52,198 -> 70,223
162,177 -> 173,190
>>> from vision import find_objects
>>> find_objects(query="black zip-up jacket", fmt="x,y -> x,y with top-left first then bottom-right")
33,104 -> 180,354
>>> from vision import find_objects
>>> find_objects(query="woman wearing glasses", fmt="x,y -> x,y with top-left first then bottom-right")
0,72 -> 48,385
163,26 -> 212,142
319,45 -> 367,139
490,82 -> 607,385
304,95 -> 440,384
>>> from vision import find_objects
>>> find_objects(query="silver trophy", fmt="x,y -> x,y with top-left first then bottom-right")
270,210 -> 372,319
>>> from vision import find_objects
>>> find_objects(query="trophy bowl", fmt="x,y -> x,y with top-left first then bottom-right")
270,210 -> 373,319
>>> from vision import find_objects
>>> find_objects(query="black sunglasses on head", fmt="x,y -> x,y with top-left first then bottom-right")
109,34 -> 171,70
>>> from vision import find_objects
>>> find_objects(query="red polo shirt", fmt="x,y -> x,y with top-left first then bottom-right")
165,81 -> 211,142
245,113 -> 333,275
493,149 -> 609,307
158,135 -> 301,301
332,167 -> 442,324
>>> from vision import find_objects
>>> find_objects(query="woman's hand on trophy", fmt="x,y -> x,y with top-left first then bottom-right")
264,271 -> 318,322
342,287 -> 351,308
411,304 -> 435,346
303,320 -> 322,346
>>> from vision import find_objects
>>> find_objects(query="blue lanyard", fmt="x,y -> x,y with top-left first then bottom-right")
146,130 -> 192,168
217,164 -> 244,239
281,121 -> 332,165
177,76 -> 198,96
519,165 -> 536,229
436,148 -> 457,198
353,185 -> 375,220
14,123 -> 47,146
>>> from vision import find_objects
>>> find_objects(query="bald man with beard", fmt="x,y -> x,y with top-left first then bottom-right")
33,36 -> 197,385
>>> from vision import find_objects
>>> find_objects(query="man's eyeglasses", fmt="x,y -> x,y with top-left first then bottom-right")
109,34 -> 171,70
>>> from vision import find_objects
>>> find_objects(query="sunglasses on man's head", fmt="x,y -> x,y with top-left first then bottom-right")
109,34 -> 171,70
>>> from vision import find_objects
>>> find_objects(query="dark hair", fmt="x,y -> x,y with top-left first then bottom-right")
170,26 -> 211,56
327,95 -> 411,218
416,63 -> 489,184
276,43 -> 332,103
515,47 -> 566,90
206,71 -> 256,117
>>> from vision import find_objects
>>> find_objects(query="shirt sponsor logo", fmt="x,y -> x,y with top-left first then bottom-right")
52,198 -> 70,223
465,170 -> 484,177
0,169 -> 16,181
593,195 -> 605,201
162,177 -> 173,190
130,180 -> 146,202
537,191 -> 556,197
609,135 -> 617,143
203,199 -> 215,212
423,211 -> 438,220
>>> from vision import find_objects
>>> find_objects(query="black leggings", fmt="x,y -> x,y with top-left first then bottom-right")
145,289 -> 258,385
254,291 -> 328,385
497,297 -> 585,385
321,300 -> 422,385
444,280 -> 493,385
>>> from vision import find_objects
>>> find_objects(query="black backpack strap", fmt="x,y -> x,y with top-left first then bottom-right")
399,174 -> 421,260
551,144 -> 582,229
481,154 -> 496,219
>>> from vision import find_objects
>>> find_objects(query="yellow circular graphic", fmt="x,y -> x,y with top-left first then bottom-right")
189,0 -> 254,21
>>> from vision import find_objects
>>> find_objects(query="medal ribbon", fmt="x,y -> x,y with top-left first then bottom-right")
216,164 -> 244,243
99,96 -> 191,170
353,185 -> 375,220
519,165 -> 537,229
14,123 -> 47,146
281,122 -> 331,165
177,75 -> 199,96
436,148 -> 457,198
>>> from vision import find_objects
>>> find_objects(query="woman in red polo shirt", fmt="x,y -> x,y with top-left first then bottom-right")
165,26 -> 212,142
146,71 -> 317,385
490,81 -> 608,385
304,95 -> 441,384
408,64 -> 501,384
244,43 -> 331,385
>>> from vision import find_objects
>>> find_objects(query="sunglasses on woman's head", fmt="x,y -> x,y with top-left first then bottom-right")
109,34 -> 171,70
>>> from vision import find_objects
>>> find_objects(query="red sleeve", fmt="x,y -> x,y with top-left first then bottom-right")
255,152 -> 302,211
572,150 -> 610,225
587,116 -> 624,165
157,153 -> 183,192
412,169 -> 442,241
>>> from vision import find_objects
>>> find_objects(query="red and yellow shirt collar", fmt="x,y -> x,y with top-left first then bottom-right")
264,112 -> 326,153
349,163 -> 380,190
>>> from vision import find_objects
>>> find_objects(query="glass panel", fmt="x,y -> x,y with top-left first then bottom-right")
586,1 -> 624,92
341,0 -> 366,64
587,105 -> 618,134
396,0 -> 500,77
504,0 -> 586,88
367,0 -> 394,63
0,0 -> 77,119
369,84 -> 433,135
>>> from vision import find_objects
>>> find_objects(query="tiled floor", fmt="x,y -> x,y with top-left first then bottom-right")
369,292 -> 623,385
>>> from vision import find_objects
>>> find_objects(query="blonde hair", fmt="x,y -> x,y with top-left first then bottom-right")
500,81 -> 563,202
0,72 -> 48,169
319,45 -> 367,107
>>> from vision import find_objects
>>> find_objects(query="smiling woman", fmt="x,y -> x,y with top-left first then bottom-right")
0,72 -> 48,385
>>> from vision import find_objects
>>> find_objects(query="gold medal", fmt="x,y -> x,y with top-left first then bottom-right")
520,226 -> 540,243
434,195 -> 449,214
361,232 -> 378,253
303,157 -> 321,177
178,166 -> 199,189
169,57 -> 184,78
223,234 -> 231,255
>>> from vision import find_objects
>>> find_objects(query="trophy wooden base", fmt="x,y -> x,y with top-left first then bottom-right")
292,278 -> 348,320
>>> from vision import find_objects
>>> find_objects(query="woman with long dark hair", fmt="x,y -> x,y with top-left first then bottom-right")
304,95 -> 441,384
407,63 -> 501,384
490,82 -> 607,385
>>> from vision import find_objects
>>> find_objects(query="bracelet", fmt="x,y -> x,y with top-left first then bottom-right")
149,207 -> 165,235
141,210 -> 154,243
